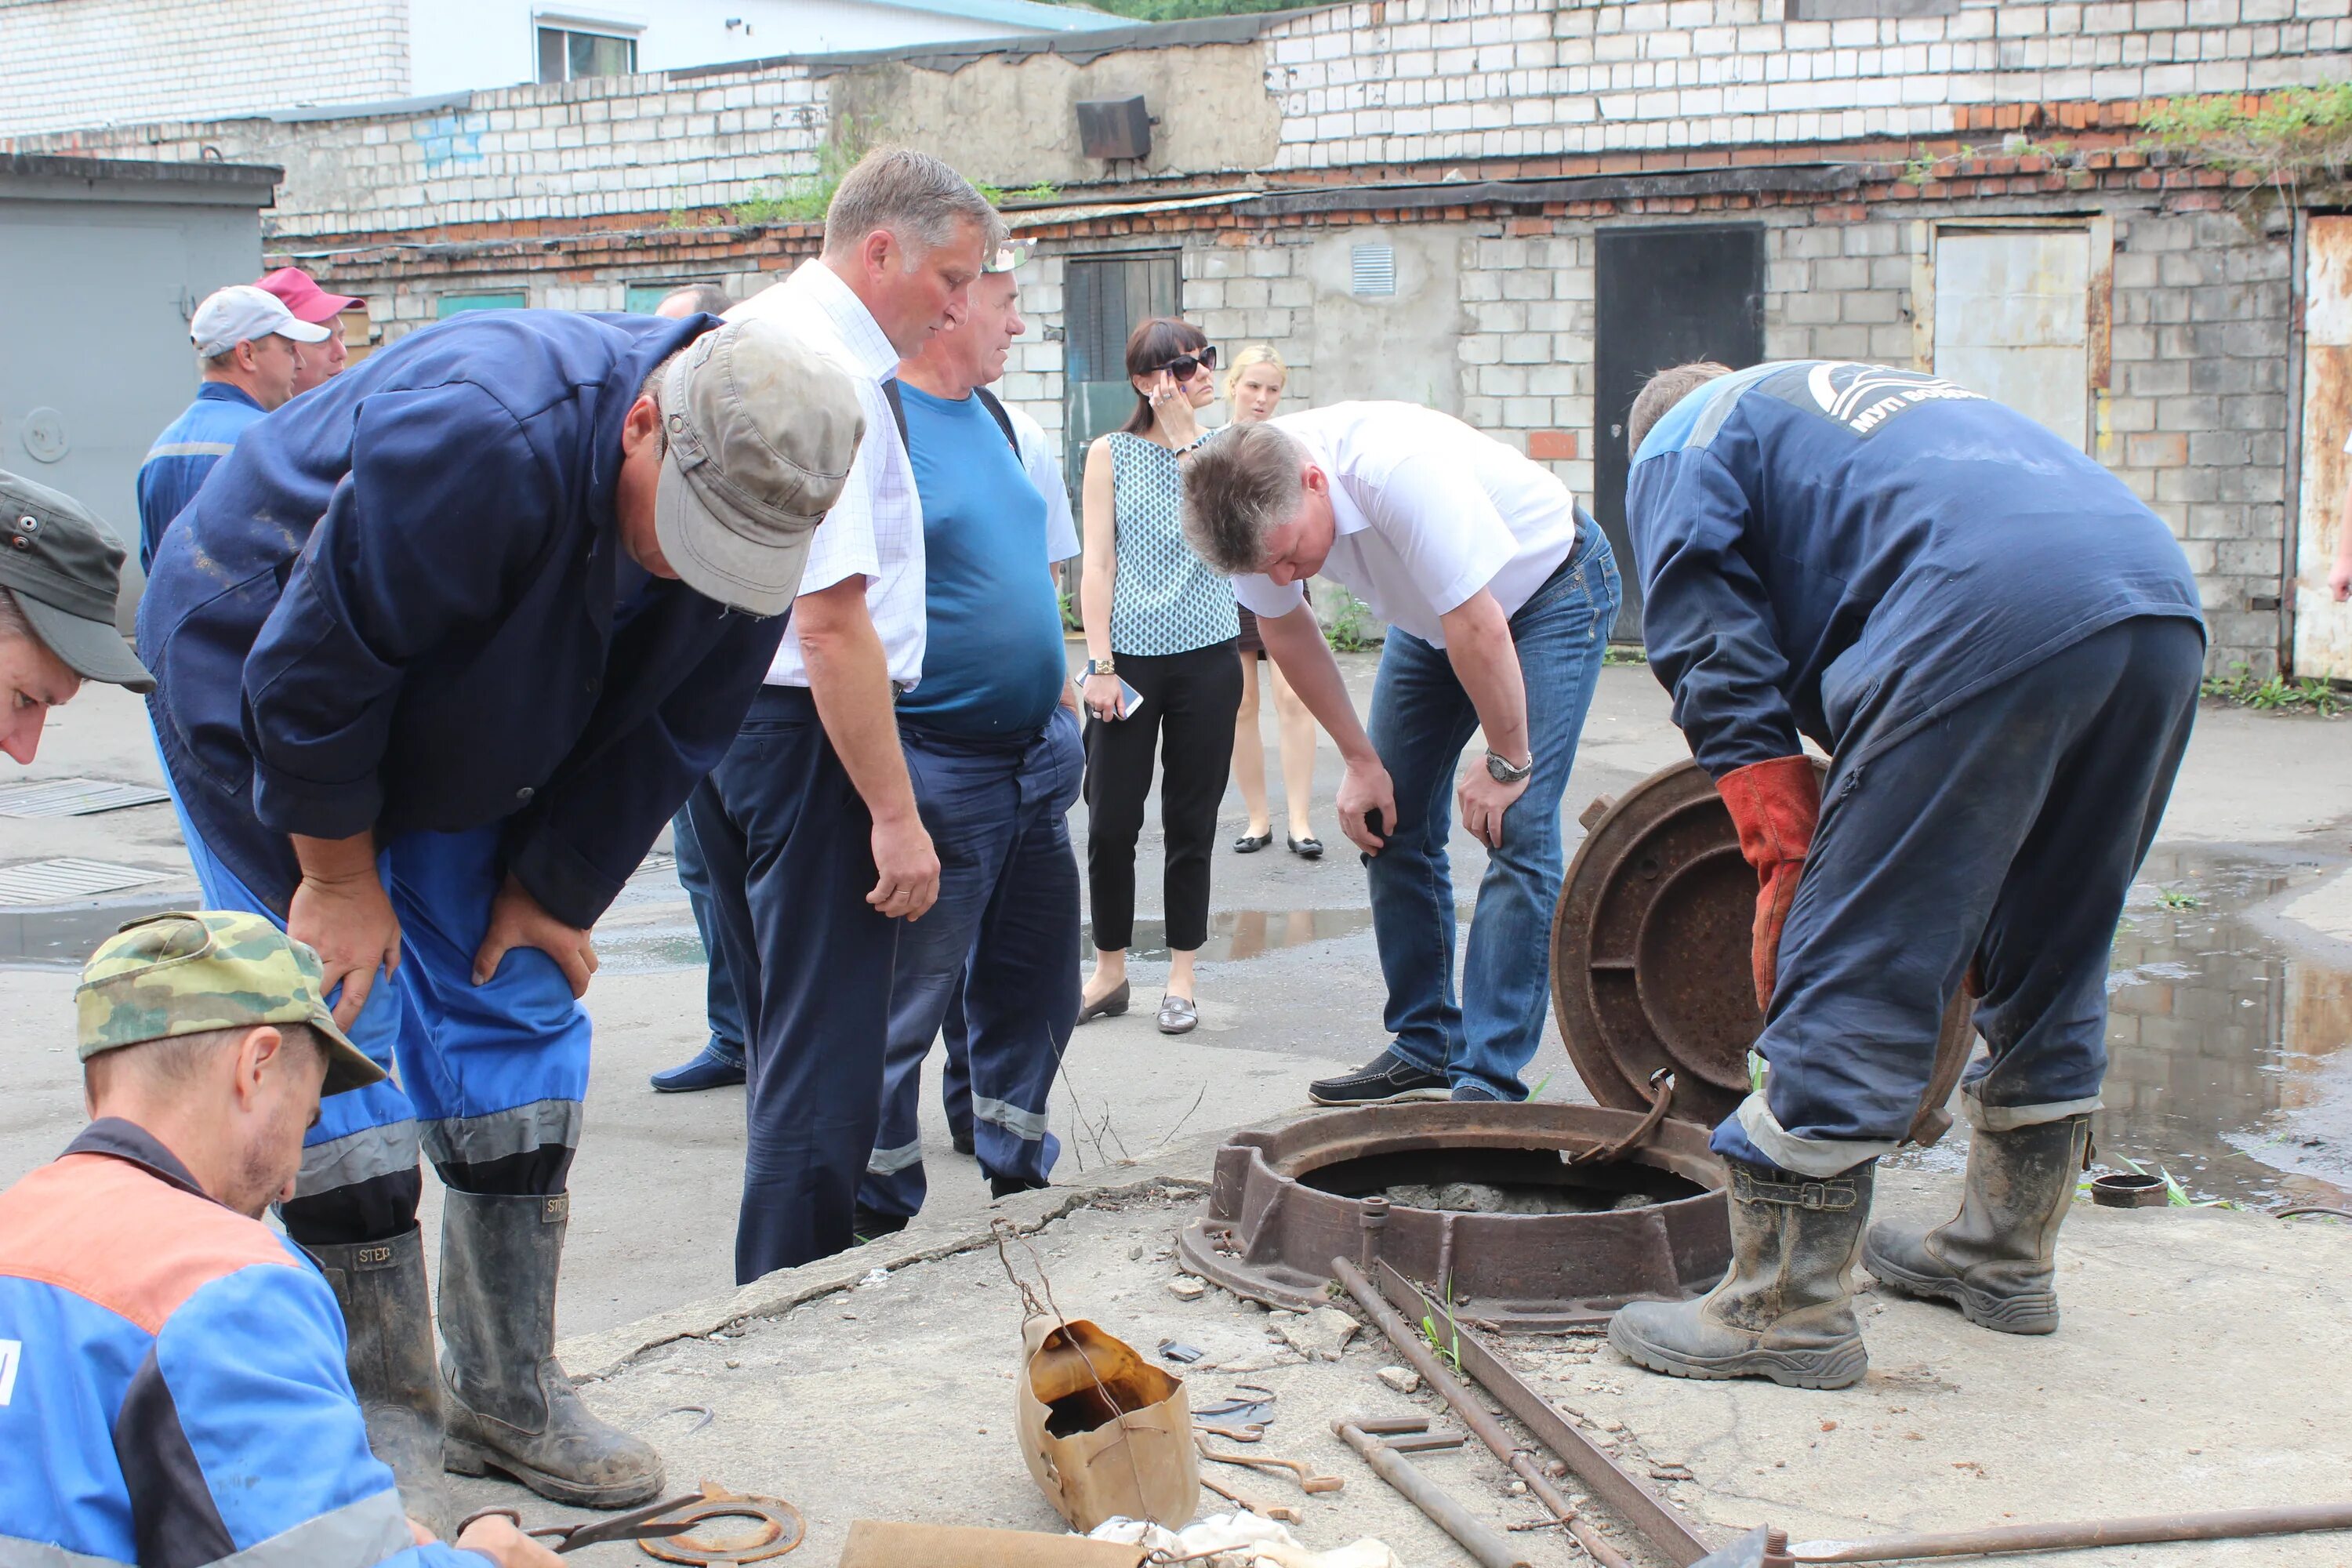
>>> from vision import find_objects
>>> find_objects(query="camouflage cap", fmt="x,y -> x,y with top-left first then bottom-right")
76,911 -> 384,1094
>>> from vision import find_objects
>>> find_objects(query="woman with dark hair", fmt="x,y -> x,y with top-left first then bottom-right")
1074,317 -> 1240,1036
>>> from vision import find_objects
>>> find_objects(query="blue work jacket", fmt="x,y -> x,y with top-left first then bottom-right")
137,309 -> 785,930
1627,361 -> 2205,779
136,382 -> 268,572
0,1120 -> 479,1566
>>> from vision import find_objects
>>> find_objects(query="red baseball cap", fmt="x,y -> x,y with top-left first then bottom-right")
256,267 -> 362,325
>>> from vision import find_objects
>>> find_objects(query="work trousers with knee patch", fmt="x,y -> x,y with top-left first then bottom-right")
1717,614 -> 2205,1178
861,710 -> 1083,1220
167,793 -> 586,1246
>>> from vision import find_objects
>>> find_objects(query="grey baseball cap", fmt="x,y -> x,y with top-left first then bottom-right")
655,319 -> 863,615
0,470 -> 153,692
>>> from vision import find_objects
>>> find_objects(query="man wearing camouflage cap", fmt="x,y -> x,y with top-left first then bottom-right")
138,303 -> 862,1518
0,468 -> 156,762
0,912 -> 564,1567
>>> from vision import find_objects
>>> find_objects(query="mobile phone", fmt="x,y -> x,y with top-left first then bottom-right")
1359,807 -> 1385,866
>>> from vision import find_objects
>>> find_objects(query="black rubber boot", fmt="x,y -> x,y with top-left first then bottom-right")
438,1191 -> 665,1508
1864,1113 -> 2091,1334
307,1227 -> 452,1537
1609,1159 -> 1873,1390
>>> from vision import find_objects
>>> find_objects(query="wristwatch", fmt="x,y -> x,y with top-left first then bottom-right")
1085,657 -> 1117,679
1485,749 -> 1534,784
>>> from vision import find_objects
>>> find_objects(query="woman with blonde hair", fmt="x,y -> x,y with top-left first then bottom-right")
1221,345 -> 1323,858
1075,317 -> 1240,1036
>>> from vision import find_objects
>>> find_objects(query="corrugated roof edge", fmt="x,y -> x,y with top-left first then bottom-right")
673,6 -> 1329,80
0,151 -> 281,191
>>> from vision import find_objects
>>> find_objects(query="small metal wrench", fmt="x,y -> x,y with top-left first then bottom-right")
1195,1432 -> 1345,1494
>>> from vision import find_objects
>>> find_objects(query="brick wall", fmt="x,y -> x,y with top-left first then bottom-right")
0,0 -> 407,138
8,0 -> 2344,241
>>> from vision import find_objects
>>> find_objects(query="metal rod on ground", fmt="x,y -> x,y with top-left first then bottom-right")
1776,1501 -> 2352,1563
1371,1257 -> 1714,1566
1330,1256 -> 1635,1568
1334,1418 -> 1534,1568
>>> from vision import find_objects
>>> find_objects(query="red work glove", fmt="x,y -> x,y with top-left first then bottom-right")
1715,756 -> 1820,1014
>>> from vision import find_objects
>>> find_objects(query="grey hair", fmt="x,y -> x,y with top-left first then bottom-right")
659,283 -> 734,316
1180,422 -> 1308,575
821,147 -> 995,263
1626,361 -> 1734,456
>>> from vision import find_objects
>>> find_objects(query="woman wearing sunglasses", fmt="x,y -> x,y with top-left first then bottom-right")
1221,344 -> 1324,862
1074,317 -> 1240,1036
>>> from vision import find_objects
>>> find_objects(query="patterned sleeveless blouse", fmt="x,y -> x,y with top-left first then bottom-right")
1105,430 -> 1242,656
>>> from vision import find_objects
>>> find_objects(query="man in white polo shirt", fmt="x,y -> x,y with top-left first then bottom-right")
688,147 -> 993,1280
1181,404 -> 1621,1105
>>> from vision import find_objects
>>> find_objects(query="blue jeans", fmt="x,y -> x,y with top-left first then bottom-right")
1368,523 -> 1620,1099
670,804 -> 745,1065
860,707 -> 1084,1218
1716,615 -> 2204,1178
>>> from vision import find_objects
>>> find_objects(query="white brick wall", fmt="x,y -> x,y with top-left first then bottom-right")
0,0 -> 406,137
6,0 -> 2343,236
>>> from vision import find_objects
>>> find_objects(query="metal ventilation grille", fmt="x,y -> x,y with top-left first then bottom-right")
0,777 -> 170,818
1351,244 -> 1397,297
0,858 -> 172,906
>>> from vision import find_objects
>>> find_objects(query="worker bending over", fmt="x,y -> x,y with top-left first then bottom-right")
136,308 -> 861,1519
1608,361 -> 2203,1388
0,910 -> 562,1566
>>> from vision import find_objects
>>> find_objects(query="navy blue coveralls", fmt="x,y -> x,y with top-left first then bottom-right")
137,309 -> 786,1243
1628,361 -> 2205,1178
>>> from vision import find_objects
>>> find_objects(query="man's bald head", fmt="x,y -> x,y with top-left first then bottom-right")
655,284 -> 734,320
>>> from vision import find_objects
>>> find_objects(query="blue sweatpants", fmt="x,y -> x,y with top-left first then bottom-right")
172,803 -> 590,1230
688,684 -> 901,1283
860,709 -> 1083,1220
1718,615 -> 2205,1177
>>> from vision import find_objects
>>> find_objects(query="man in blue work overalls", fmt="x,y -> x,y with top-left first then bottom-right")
1608,360 -> 2205,1389
137,308 -> 862,1516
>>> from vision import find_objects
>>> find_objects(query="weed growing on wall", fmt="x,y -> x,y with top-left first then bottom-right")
2140,83 -> 2352,191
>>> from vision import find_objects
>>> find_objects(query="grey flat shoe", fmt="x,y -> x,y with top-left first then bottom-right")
1157,994 -> 1198,1035
1076,980 -> 1130,1025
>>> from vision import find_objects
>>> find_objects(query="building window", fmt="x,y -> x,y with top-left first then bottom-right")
437,292 -> 528,318
537,26 -> 637,84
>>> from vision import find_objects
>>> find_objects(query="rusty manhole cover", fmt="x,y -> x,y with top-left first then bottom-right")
1552,757 -> 1973,1140
1177,1102 -> 1730,1329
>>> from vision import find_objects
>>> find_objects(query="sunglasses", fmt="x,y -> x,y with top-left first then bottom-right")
1152,346 -> 1218,383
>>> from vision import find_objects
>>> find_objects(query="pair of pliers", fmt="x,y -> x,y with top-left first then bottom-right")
456,1493 -> 705,1553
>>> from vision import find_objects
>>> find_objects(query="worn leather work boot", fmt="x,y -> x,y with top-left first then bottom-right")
438,1190 -> 665,1508
307,1227 -> 452,1537
1864,1113 -> 2092,1334
1608,1159 -> 1873,1390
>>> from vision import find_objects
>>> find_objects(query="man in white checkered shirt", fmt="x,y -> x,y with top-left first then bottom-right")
684,148 -> 994,1280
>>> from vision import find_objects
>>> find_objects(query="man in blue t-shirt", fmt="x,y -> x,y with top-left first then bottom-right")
854,241 -> 1084,1236
1606,360 -> 2204,1392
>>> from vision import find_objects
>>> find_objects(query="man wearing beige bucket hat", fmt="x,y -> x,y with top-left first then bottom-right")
137,303 -> 861,1523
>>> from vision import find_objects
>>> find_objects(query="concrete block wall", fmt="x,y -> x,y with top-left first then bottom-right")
2103,205 -> 2294,673
1265,0 -> 2352,172
9,0 -> 2345,242
0,0 -> 407,138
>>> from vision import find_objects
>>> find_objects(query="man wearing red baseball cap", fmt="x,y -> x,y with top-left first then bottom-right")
257,267 -> 361,397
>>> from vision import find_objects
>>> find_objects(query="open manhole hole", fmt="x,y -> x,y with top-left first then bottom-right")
1180,757 -> 1974,1327
0,777 -> 169,818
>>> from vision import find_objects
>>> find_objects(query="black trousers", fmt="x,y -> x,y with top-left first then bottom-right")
1084,641 -> 1241,953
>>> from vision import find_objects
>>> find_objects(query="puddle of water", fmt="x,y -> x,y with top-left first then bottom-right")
0,895 -> 185,969
1893,848 -> 2352,1210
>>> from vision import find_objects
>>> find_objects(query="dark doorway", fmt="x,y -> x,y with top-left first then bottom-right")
1593,226 -> 1765,639
1062,252 -> 1182,496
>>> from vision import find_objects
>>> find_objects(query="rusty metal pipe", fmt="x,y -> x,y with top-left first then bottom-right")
1334,1418 -> 1533,1568
1331,1257 -> 1634,1568
1368,1258 -> 1711,1567
1777,1501 -> 2352,1563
